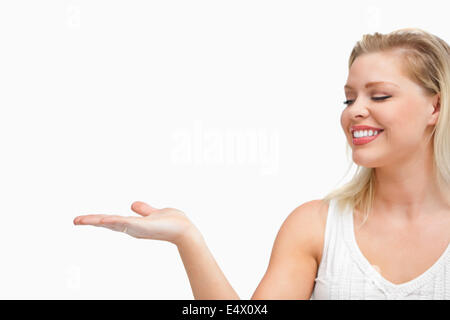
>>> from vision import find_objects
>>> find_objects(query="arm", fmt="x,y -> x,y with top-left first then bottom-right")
176,228 -> 240,300
74,200 -> 324,300
175,200 -> 324,300
251,200 -> 324,299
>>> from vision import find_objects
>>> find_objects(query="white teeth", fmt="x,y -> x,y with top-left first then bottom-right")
353,130 -> 381,138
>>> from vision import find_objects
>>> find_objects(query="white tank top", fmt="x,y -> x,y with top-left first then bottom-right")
310,198 -> 450,300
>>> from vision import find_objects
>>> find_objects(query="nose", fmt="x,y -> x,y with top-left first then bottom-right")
348,97 -> 370,119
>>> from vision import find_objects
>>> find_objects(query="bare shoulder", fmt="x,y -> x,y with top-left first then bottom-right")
250,199 -> 330,299
284,199 -> 329,264
289,199 -> 329,222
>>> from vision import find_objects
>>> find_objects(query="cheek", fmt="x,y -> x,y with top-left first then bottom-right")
378,100 -> 423,137
340,110 -> 349,132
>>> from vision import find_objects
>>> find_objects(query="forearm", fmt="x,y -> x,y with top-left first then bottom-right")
176,229 -> 240,300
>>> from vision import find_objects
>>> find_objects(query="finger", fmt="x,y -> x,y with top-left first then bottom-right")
74,214 -> 123,226
74,214 -> 109,225
131,201 -> 158,217
98,216 -> 131,233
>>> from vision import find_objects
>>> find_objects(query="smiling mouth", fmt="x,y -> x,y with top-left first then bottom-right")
352,130 -> 384,145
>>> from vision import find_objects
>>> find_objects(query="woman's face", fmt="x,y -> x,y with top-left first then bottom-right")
340,51 -> 439,168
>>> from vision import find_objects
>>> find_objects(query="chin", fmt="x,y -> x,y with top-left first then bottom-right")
352,153 -> 383,168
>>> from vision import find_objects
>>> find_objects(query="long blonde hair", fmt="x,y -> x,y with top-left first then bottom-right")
321,28 -> 450,224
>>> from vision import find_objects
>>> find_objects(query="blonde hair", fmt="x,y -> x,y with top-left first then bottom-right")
321,28 -> 450,225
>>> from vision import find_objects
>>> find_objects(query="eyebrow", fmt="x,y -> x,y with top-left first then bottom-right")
344,81 -> 400,90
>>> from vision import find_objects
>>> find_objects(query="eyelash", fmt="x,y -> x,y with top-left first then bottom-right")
343,95 -> 392,106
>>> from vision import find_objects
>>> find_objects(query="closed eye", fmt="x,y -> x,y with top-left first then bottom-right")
343,95 -> 392,106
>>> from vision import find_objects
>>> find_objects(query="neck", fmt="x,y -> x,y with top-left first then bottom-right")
372,144 -> 450,221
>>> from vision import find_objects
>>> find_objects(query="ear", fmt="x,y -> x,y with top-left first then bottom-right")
428,93 -> 440,126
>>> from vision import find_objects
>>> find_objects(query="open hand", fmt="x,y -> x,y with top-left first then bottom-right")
73,201 -> 198,245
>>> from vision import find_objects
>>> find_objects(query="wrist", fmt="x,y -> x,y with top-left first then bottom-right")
174,225 -> 204,248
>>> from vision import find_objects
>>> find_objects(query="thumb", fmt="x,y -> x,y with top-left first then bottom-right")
131,201 -> 159,216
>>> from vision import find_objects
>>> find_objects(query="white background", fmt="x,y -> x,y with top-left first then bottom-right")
0,0 -> 448,299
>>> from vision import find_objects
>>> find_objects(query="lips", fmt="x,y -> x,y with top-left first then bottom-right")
350,125 -> 384,134
352,130 -> 383,145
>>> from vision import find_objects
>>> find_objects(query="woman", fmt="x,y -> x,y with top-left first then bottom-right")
73,28 -> 450,300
